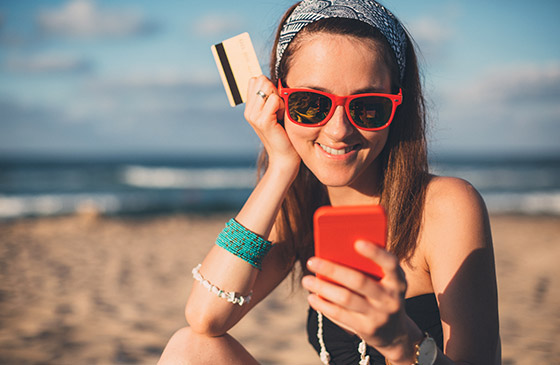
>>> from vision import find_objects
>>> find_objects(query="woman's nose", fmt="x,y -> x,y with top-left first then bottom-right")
322,105 -> 354,139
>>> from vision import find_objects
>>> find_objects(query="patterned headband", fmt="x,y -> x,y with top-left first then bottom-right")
275,0 -> 407,81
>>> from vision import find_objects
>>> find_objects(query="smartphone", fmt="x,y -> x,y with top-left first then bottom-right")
313,205 -> 387,281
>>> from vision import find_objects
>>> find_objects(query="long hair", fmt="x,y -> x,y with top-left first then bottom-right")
260,3 -> 429,275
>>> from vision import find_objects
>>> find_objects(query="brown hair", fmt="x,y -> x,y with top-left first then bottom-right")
260,3 -> 429,275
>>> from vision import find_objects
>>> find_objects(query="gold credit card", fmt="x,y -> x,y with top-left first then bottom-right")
211,32 -> 263,107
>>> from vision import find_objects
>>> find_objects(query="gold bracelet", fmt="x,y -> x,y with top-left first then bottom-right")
384,332 -> 435,365
413,339 -> 421,365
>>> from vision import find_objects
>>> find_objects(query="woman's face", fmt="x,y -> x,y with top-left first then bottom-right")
284,33 -> 392,191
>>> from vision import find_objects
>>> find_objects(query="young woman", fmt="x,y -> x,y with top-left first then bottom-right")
159,1 -> 500,364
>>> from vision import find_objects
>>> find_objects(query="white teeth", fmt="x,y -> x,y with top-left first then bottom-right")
319,143 -> 354,155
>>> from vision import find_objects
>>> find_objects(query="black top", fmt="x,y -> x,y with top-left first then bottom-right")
307,293 -> 444,365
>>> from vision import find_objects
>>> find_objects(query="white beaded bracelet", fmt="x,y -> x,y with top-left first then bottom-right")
192,264 -> 252,306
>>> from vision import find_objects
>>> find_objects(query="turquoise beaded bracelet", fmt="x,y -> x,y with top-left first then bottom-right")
215,219 -> 273,270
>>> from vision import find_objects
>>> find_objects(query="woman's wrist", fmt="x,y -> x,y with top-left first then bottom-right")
236,156 -> 298,238
380,317 -> 425,365
266,155 -> 300,183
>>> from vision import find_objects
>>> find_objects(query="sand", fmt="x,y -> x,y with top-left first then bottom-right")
0,213 -> 559,364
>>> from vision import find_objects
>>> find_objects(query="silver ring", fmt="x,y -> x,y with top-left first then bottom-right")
256,90 -> 267,100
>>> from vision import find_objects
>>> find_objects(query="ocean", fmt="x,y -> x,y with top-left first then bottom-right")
1,154 -> 559,219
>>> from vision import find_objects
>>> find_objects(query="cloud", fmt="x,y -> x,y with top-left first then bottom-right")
4,53 -> 93,74
86,71 -> 220,90
81,71 -> 226,116
0,71 -> 258,156
193,13 -> 245,37
37,0 -> 158,38
408,17 -> 451,45
406,16 -> 453,62
0,92 -> 260,156
434,62 -> 560,153
482,64 -> 560,105
443,63 -> 560,107
0,98 -> 106,154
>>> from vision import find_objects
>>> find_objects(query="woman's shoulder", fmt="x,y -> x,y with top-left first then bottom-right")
424,175 -> 487,219
420,175 -> 492,256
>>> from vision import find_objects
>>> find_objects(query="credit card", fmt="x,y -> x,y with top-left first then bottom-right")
211,32 -> 263,107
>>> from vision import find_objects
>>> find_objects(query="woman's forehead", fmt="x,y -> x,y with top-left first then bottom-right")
285,34 -> 392,93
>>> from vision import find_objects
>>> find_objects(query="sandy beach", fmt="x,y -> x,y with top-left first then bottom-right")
0,213 -> 559,364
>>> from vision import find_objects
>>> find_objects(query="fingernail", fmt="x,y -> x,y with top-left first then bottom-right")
307,258 -> 315,268
355,240 -> 371,250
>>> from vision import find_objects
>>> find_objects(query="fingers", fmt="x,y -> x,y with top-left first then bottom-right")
354,240 -> 407,297
303,248 -> 409,341
304,282 -> 398,339
307,291 -> 365,333
247,75 -> 274,98
244,75 -> 283,127
306,257 -> 383,299
302,275 -> 371,314
305,242 -> 407,310
256,89 -> 268,101
243,76 -> 299,170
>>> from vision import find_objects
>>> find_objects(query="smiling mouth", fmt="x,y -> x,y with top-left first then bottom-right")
318,143 -> 359,156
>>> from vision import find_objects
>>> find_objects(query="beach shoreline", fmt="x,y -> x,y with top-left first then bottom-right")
0,213 -> 559,364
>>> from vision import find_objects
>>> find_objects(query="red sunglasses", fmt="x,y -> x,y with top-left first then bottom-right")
278,81 -> 402,131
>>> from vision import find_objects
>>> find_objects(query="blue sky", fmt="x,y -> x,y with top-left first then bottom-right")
1,0 -> 559,158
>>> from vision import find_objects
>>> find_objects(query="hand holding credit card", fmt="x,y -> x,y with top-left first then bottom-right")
211,32 -> 263,107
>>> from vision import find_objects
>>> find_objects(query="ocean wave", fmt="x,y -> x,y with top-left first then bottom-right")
2,157 -> 559,219
0,193 -> 123,219
2,190 -> 558,219
430,164 -> 560,192
121,165 -> 257,189
483,190 -> 560,215
0,189 -> 252,219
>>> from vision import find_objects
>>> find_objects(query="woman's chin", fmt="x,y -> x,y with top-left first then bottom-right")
313,171 -> 356,188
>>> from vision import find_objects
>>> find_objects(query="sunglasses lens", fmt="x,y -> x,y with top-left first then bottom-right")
287,92 -> 332,125
349,96 -> 393,129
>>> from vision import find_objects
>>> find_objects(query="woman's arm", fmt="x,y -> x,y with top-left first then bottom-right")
185,75 -> 301,336
185,167 -> 295,336
423,176 -> 500,364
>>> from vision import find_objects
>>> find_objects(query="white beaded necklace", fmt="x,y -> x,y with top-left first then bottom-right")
317,311 -> 370,365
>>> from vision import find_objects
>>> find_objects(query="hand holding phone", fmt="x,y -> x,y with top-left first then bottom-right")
313,205 -> 387,281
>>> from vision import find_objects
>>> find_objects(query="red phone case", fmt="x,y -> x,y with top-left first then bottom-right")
313,205 -> 387,281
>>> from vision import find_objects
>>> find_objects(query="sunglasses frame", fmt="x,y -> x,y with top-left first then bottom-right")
278,80 -> 402,131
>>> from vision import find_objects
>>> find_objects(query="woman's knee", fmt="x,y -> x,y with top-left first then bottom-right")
158,327 -> 259,365
158,327 -> 195,365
